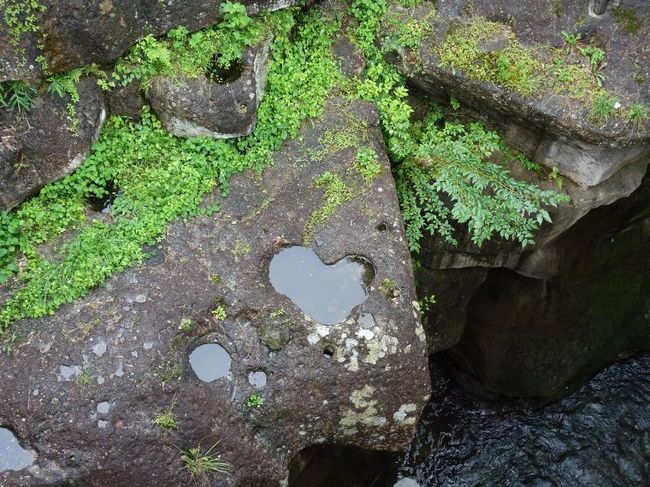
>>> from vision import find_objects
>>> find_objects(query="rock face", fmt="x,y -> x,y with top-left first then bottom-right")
0,0 -> 308,81
0,78 -> 105,210
0,97 -> 430,485
147,39 -> 271,139
383,0 -> 650,399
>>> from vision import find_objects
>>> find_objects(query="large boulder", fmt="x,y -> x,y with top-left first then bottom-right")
0,0 -> 310,81
0,96 -> 431,485
0,77 -> 105,210
381,1 -> 650,399
147,38 -> 271,139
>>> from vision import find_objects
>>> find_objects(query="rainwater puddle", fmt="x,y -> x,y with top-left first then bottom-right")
0,427 -> 34,472
189,343 -> 231,382
269,246 -> 374,325
248,371 -> 267,389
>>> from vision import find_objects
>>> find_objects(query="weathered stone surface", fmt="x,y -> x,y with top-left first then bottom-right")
0,0 -> 310,81
147,39 -> 271,139
0,78 -> 105,210
0,96 -> 430,485
387,0 -> 649,154
105,82 -> 145,120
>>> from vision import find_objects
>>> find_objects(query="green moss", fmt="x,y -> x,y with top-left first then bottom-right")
611,6 -> 642,35
0,7 -> 342,332
354,146 -> 383,182
437,17 -> 541,96
552,0 -> 563,18
305,171 -> 354,244
0,0 -> 47,69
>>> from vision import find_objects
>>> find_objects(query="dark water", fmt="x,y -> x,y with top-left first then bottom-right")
0,427 -> 34,472
397,355 -> 650,486
189,343 -> 231,382
269,246 -> 374,325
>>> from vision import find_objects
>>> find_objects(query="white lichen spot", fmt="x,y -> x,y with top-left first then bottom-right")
339,386 -> 386,431
307,333 -> 320,345
393,403 -> 418,426
355,329 -> 375,341
415,320 -> 426,343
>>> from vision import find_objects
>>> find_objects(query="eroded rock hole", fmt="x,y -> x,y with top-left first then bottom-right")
206,55 -> 245,84
269,246 -> 375,325
289,443 -> 398,487
87,180 -> 120,213
323,347 -> 334,358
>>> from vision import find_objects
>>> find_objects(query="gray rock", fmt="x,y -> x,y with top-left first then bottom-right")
147,38 -> 271,139
0,77 -> 105,209
0,96 -> 430,485
0,0 -> 311,81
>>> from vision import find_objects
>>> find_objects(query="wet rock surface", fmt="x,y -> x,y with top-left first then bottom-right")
0,96 -> 430,486
398,355 -> 650,486
0,0 -> 309,81
0,77 -> 105,209
147,39 -> 272,139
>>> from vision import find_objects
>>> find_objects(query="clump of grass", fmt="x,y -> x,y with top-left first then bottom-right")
153,399 -> 178,429
590,92 -> 619,120
179,443 -> 232,480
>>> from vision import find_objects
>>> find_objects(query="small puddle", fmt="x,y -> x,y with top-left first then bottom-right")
269,246 -> 374,325
248,371 -> 267,389
87,181 -> 120,213
0,427 -> 34,472
189,343 -> 232,382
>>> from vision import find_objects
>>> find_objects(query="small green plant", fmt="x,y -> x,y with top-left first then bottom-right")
212,306 -> 227,321
246,393 -> 264,409
0,0 -> 47,69
153,399 -> 178,429
590,92 -> 619,120
561,30 -> 582,54
210,273 -> 222,284
552,0 -> 563,18
354,146 -> 383,182
179,318 -> 195,333
418,294 -> 436,313
548,167 -> 564,190
179,443 -> 232,480
232,239 -> 251,257
628,103 -> 648,123
0,211 -> 21,283
47,65 -> 107,133
379,277 -> 398,297
1,332 -> 20,356
579,46 -> 606,86
77,368 -> 91,386
449,96 -> 461,111
0,80 -> 36,112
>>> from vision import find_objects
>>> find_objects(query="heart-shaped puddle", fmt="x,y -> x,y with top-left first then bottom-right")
269,246 -> 375,325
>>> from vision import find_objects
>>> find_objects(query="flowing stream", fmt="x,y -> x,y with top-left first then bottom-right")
396,355 -> 650,486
